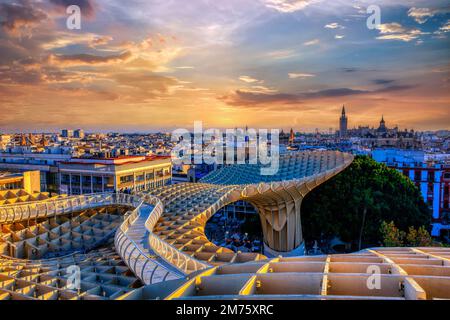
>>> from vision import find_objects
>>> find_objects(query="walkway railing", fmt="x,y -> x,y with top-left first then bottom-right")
114,195 -> 185,284
139,194 -> 211,275
0,192 -> 137,223
0,191 -> 209,282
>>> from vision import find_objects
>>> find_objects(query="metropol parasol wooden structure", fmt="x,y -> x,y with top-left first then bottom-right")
0,151 -> 449,300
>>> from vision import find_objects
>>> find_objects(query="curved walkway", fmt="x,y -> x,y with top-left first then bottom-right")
114,202 -> 184,284
147,150 -> 354,269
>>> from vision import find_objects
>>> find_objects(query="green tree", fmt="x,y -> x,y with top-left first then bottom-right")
355,189 -> 384,250
380,221 -> 405,247
416,226 -> 433,246
406,226 -> 419,246
381,222 -> 434,247
302,156 -> 431,249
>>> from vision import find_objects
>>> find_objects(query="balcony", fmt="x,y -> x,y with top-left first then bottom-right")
118,181 -> 134,188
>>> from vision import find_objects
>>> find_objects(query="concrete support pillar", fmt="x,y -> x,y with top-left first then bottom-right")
144,171 -> 147,190
237,180 -> 309,253
252,197 -> 303,253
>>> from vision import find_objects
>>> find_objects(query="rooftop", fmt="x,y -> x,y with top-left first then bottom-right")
60,155 -> 171,166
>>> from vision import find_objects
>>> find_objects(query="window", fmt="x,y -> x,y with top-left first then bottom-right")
61,174 -> 70,183
93,176 -> 103,185
82,176 -> 91,184
414,170 -> 421,182
120,175 -> 133,183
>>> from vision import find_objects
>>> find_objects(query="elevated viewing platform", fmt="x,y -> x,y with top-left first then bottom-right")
0,151 -> 449,300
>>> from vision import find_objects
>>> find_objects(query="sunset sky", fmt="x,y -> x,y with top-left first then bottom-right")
0,0 -> 449,133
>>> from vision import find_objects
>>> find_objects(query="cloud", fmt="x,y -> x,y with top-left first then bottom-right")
41,33 -> 113,50
288,73 -> 315,79
324,22 -> 345,29
48,0 -> 96,18
239,75 -> 262,83
0,0 -> 448,131
342,67 -> 358,73
301,87 -> 369,98
431,65 -> 450,73
0,64 -> 44,85
111,71 -> 180,94
372,79 -> 395,85
408,7 -> 434,24
303,39 -> 320,46
239,85 -> 278,94
220,87 -> 371,107
407,7 -> 449,24
263,0 -> 319,13
437,20 -> 450,33
220,90 -> 298,106
376,85 -> 415,93
0,2 -> 47,36
376,23 -> 406,34
266,49 -> 297,59
90,35 -> 113,47
220,85 -> 414,107
48,51 -> 133,66
0,0 -> 189,111
335,35 -> 344,39
375,23 -> 427,42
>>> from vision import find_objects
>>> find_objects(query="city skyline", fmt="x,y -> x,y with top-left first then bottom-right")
1,0 -> 450,305
0,0 -> 449,132
0,109 -> 445,134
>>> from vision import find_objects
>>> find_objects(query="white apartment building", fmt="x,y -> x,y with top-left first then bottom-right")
58,155 -> 172,195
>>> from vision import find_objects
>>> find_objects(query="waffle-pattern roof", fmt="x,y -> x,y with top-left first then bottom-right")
0,151 -> 449,300
149,247 -> 450,300
0,189 -> 62,206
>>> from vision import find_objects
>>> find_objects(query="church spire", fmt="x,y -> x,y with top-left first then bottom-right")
20,134 -> 27,146
339,105 -> 348,138
289,128 -> 295,144
378,114 -> 387,132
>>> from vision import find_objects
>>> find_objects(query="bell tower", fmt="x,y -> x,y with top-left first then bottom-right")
339,105 -> 348,138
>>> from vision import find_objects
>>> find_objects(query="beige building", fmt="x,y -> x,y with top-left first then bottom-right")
0,135 -> 11,149
0,170 -> 41,194
58,155 -> 172,195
